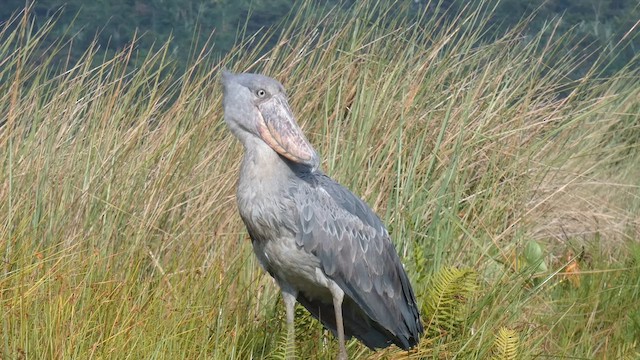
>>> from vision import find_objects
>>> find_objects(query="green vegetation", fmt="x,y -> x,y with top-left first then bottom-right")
1,1 -> 639,358
1,0 -> 638,76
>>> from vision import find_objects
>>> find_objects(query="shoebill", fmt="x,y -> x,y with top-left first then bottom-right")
221,71 -> 423,359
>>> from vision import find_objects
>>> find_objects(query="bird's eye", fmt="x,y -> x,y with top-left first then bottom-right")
256,89 -> 266,97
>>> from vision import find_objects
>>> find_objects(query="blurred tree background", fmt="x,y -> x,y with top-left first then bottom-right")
1,0 -> 637,76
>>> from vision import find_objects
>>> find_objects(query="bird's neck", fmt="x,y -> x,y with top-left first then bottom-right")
241,137 -> 292,179
236,137 -> 294,206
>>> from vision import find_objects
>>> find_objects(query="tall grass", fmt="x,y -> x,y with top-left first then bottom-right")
1,1 -> 639,358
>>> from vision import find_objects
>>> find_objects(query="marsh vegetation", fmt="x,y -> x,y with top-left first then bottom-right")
1,2 -> 639,358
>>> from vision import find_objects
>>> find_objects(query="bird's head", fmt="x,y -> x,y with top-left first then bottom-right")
221,70 -> 319,170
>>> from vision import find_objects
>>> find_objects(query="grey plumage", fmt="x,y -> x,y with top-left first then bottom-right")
221,71 -> 423,358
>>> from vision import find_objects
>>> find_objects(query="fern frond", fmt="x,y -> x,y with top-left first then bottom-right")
423,267 -> 478,336
492,327 -> 519,360
269,328 -> 294,360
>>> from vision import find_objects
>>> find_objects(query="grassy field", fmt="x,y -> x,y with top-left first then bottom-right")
1,2 -> 639,359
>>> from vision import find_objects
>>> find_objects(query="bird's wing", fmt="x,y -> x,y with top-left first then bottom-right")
289,172 -> 422,347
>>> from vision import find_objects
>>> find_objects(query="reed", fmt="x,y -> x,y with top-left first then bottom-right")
1,1 -> 638,358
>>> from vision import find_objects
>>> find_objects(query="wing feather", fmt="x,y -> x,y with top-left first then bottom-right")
290,171 -> 423,349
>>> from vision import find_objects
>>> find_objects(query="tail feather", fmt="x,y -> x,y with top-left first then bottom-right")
297,294 -> 417,350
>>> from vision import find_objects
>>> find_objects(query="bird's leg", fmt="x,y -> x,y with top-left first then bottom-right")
281,289 -> 297,360
330,283 -> 348,360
